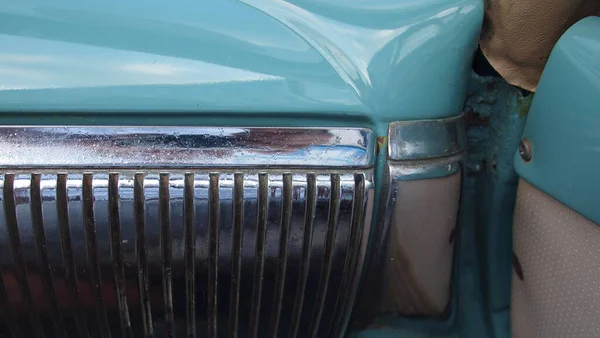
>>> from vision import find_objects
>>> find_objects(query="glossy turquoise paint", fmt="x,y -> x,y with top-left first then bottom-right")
0,0 -> 482,133
515,16 -> 600,225
0,1 -> 485,337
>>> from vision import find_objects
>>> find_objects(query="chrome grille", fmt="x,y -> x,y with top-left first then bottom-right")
0,170 -> 372,338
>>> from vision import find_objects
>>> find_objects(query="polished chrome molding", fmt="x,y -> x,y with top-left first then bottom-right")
356,156 -> 463,320
388,114 -> 466,160
0,126 -> 374,168
388,154 -> 462,181
0,169 -> 373,338
379,155 -> 463,255
355,116 -> 466,323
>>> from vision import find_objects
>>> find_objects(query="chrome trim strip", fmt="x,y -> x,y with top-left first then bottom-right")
0,126 -> 375,168
355,114 -> 466,323
388,114 -> 466,160
389,154 -> 463,181
380,156 -> 463,264
356,157 -> 463,321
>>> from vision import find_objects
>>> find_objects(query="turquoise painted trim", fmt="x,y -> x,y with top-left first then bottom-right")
0,0 -> 481,128
514,16 -> 600,225
465,74 -> 530,338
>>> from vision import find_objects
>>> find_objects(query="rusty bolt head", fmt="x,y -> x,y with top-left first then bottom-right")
519,139 -> 532,162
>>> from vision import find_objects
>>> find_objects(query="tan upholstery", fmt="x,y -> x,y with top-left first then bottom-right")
512,179 -> 600,337
380,172 -> 461,315
480,0 -> 600,91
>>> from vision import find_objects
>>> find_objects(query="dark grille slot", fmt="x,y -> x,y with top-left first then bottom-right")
159,173 -> 175,338
268,173 -> 293,338
0,267 -> 20,337
309,174 -> 341,337
31,174 -> 66,337
228,173 -> 244,338
134,173 -> 154,338
0,178 -> 22,338
57,174 -> 90,338
83,174 -> 111,338
330,174 -> 366,337
288,173 -> 317,338
184,173 -> 196,338
109,173 -> 133,338
248,173 -> 268,338
208,173 -> 220,338
4,174 -> 45,337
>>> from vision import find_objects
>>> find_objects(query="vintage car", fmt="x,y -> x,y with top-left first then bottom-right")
0,1 -> 598,337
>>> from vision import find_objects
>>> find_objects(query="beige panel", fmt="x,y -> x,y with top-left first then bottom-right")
480,0 -> 600,91
512,179 -> 600,338
380,172 -> 461,315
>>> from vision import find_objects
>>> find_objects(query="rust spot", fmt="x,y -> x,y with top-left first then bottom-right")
376,136 -> 387,155
465,111 -> 490,125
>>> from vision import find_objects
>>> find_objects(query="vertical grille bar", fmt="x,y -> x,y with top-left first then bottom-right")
134,173 -> 154,338
309,174 -> 341,337
208,173 -> 220,338
288,173 -> 317,338
159,173 -> 175,338
228,173 -> 244,338
184,173 -> 196,338
0,125 -> 376,338
249,173 -> 268,338
30,174 -> 66,337
82,173 -> 111,338
4,174 -> 45,337
57,174 -> 89,338
108,173 -> 133,338
1,168 -> 372,338
268,173 -> 293,338
330,174 -> 366,337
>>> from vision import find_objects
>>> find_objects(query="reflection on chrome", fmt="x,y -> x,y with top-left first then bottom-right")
0,126 -> 374,168
388,114 -> 465,160
356,115 -> 466,324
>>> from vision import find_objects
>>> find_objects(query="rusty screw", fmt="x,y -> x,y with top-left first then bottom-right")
519,139 -> 532,162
